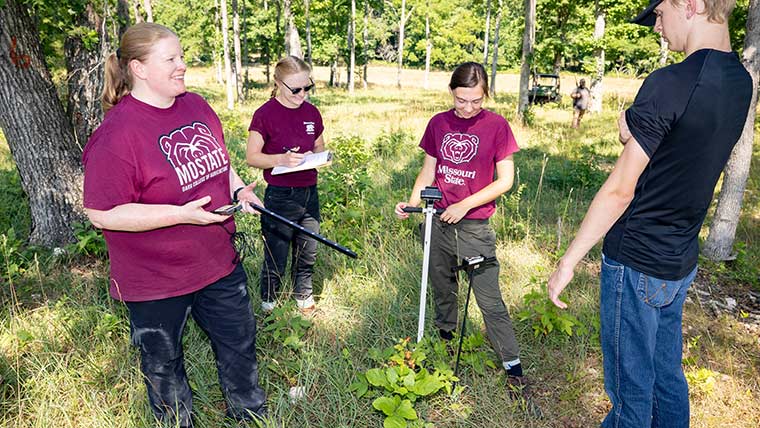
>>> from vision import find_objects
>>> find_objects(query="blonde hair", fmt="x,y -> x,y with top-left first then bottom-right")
670,0 -> 736,24
101,23 -> 177,112
271,56 -> 312,98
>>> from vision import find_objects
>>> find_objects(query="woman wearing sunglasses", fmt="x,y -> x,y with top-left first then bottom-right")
246,55 -> 324,315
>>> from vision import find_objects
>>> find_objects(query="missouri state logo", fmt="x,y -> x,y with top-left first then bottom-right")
159,122 -> 230,191
440,132 -> 479,165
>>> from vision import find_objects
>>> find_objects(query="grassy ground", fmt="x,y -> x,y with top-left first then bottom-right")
1,66 -> 759,428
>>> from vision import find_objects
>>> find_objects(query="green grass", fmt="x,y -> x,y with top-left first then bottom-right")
1,72 -> 759,428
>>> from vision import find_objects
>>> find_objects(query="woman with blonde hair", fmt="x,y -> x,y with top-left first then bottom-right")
83,22 -> 267,427
246,56 -> 325,315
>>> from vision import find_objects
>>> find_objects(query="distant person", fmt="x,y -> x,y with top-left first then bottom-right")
570,78 -> 590,128
246,56 -> 325,315
82,23 -> 267,427
547,1 -> 751,427
394,62 -> 536,404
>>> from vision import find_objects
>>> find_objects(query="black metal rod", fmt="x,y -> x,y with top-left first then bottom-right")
250,203 -> 358,259
402,207 -> 445,215
453,269 -> 475,380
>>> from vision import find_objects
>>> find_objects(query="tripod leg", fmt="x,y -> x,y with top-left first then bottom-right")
417,209 -> 435,343
453,270 -> 475,380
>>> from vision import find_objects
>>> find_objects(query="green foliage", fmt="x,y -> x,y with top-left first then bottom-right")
1,228 -> 28,282
686,367 -> 719,396
66,222 -> 107,258
517,280 -> 588,338
452,330 -> 498,375
261,303 -> 313,351
353,338 -> 459,428
374,128 -> 415,159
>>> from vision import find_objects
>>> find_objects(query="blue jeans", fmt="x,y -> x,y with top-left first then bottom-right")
600,254 -> 697,428
126,264 -> 266,427
260,185 -> 320,302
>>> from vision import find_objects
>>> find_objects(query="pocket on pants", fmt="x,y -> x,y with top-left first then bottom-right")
635,271 -> 683,308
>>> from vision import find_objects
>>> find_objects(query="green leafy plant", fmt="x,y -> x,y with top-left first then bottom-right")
67,222 -> 107,258
1,228 -> 27,282
351,338 -> 458,428
261,304 -> 312,350
517,281 -> 588,338
686,367 -> 719,396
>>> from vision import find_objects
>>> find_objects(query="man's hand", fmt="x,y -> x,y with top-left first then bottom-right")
440,201 -> 469,224
547,260 -> 575,309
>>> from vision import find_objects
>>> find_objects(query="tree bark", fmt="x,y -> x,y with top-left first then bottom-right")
214,0 -> 224,85
220,0 -> 235,109
242,0 -> 249,99
362,0 -> 369,88
232,0 -> 243,100
423,3 -> 431,90
483,0 -> 491,65
0,0 -> 85,246
396,0 -> 407,89
703,0 -> 760,261
305,0 -> 312,65
132,0 -> 143,23
348,0 -> 356,94
116,0 -> 131,39
143,0 -> 153,22
517,0 -> 535,119
490,0 -> 502,97
589,0 -> 605,113
283,0 -> 303,58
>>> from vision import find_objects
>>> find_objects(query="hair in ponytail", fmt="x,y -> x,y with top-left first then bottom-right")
101,23 -> 177,112
270,56 -> 312,98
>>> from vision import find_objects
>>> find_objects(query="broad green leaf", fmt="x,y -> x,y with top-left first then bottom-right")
395,399 -> 418,420
386,367 -> 399,385
373,396 -> 400,416
367,368 -> 389,388
383,415 -> 407,428
411,372 -> 442,396
403,371 -> 416,389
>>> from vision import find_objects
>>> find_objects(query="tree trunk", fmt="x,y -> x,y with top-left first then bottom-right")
143,0 -> 153,22
64,3 -> 105,149
283,0 -> 303,58
423,4 -> 431,90
304,0 -> 312,66
132,0 -> 143,23
483,0 -> 491,65
589,0 -> 605,113
362,0 -> 369,88
397,0 -> 406,89
659,36 -> 669,66
214,0 -> 224,85
220,0 -> 235,109
232,0 -> 243,100
116,0 -> 131,39
0,0 -> 85,246
703,0 -> 760,261
242,0 -> 249,100
330,56 -> 337,86
489,0 -> 502,97
348,0 -> 356,94
517,0 -> 535,119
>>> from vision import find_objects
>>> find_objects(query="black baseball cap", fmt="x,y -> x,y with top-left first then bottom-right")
631,0 -> 664,26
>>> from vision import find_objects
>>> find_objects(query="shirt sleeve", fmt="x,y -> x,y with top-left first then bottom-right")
418,117 -> 438,158
625,70 -> 682,158
82,131 -> 141,211
248,105 -> 269,139
495,118 -> 519,162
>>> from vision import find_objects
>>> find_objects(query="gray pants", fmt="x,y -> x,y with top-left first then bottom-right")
427,218 -> 520,362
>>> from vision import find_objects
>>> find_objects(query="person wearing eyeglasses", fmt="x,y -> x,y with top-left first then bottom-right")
246,55 -> 324,315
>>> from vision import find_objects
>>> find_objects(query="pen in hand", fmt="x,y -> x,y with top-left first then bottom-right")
281,146 -> 304,167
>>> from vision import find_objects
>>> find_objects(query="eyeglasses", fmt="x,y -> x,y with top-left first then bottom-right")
280,78 -> 315,95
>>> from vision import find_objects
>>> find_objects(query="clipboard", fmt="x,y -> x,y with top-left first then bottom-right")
271,151 -> 333,175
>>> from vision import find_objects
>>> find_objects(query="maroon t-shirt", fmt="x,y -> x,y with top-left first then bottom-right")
248,97 -> 324,187
82,93 -> 237,302
420,109 -> 519,219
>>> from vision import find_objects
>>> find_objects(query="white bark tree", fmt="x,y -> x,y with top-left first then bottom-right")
423,1 -> 431,90
589,0 -> 605,113
483,0 -> 492,65
348,0 -> 356,94
305,0 -> 313,65
396,0 -> 414,89
362,0 -> 370,88
489,0 -> 502,97
143,0 -> 153,22
232,0 -> 243,100
284,0 -> 303,58
703,0 -> 760,261
220,0 -> 235,109
517,0 -> 536,119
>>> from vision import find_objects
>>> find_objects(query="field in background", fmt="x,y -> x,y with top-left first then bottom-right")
1,66 -> 758,428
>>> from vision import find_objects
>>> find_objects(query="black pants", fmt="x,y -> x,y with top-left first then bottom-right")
126,264 -> 266,427
260,184 -> 321,303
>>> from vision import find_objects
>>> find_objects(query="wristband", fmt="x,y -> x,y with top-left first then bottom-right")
232,186 -> 245,202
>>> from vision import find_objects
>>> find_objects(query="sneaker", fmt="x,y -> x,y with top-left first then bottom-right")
506,375 -> 543,418
438,329 -> 454,341
261,301 -> 276,313
295,296 -> 316,316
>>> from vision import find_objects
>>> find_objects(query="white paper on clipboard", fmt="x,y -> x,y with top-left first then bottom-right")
271,151 -> 333,175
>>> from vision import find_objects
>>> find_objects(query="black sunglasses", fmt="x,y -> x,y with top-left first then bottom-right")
281,78 -> 315,95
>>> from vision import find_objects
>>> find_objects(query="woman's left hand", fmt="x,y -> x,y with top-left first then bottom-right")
235,182 -> 264,214
440,202 -> 469,224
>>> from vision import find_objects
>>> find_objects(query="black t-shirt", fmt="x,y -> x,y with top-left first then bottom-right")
603,49 -> 752,280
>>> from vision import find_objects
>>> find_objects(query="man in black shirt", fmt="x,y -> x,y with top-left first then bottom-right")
570,78 -> 590,128
547,1 -> 752,427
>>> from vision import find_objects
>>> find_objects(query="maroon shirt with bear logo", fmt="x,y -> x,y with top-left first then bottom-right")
83,93 -> 237,302
419,109 -> 519,219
